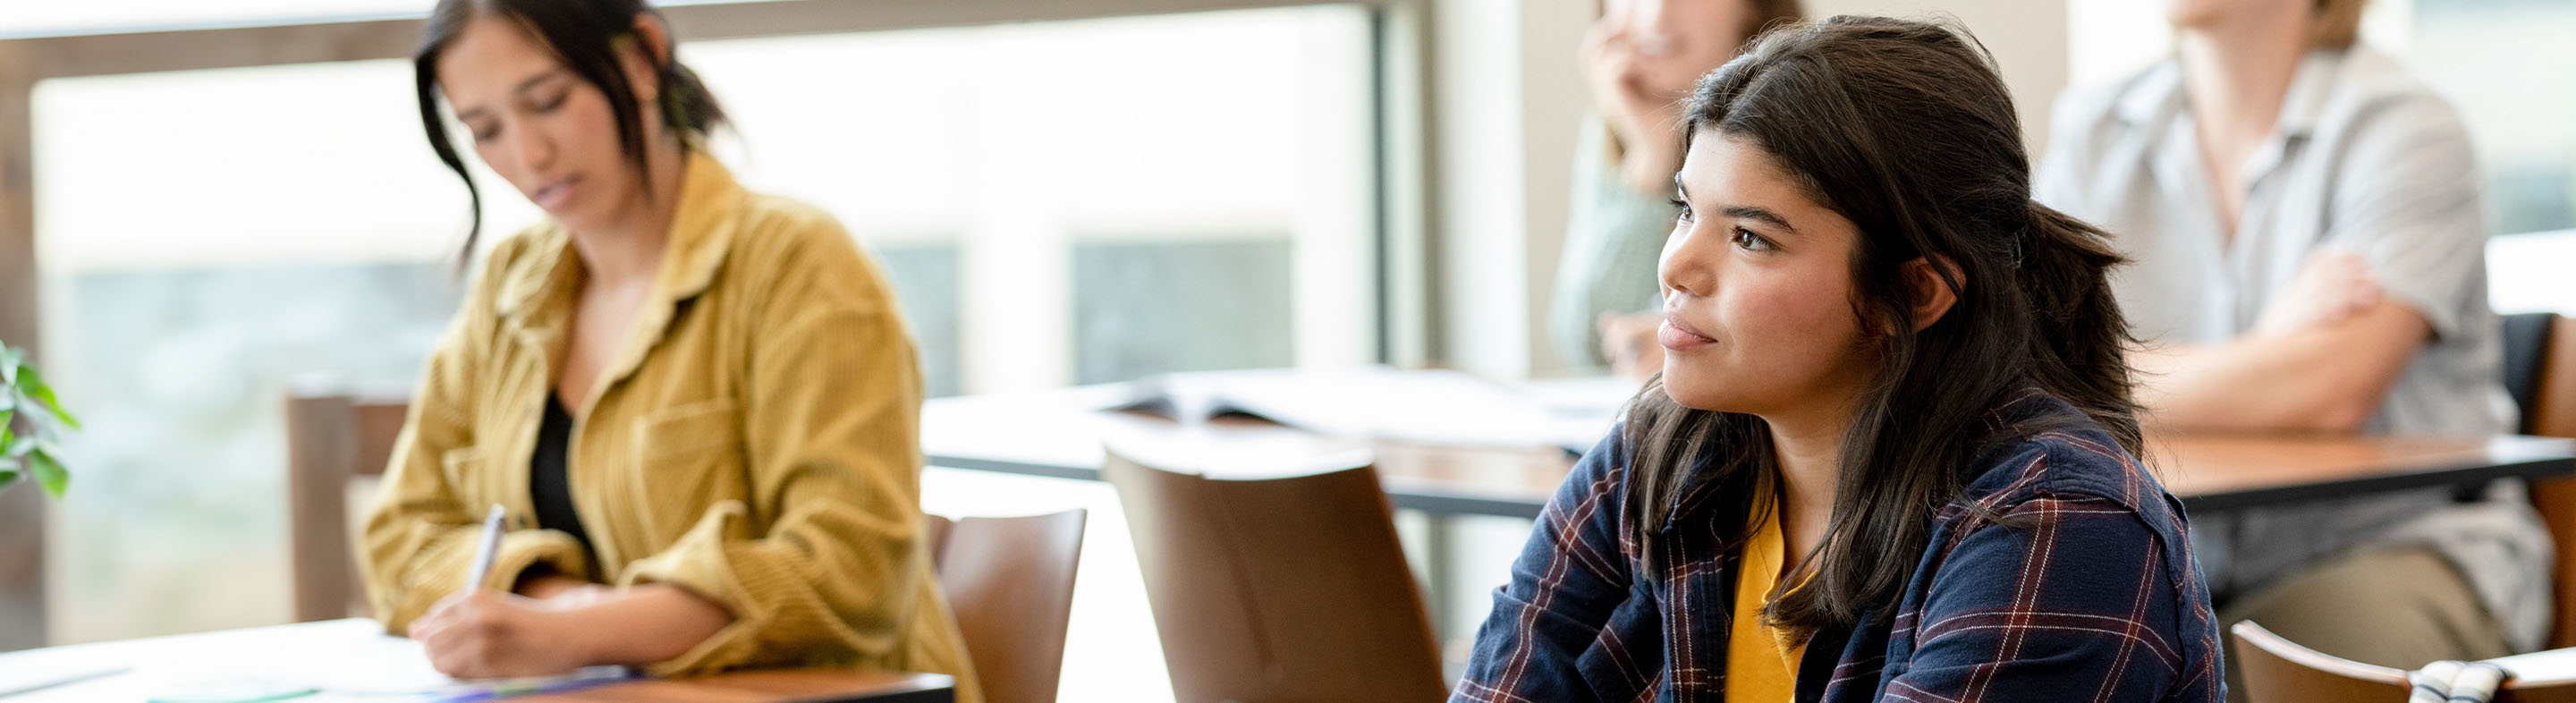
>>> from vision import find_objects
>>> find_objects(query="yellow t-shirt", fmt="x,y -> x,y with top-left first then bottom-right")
1725,496 -> 1810,702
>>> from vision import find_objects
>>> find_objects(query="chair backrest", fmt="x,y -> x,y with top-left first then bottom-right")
2233,621 -> 2576,703
2504,313 -> 2576,437
922,510 -> 1088,703
2230,621 -> 2412,703
2504,314 -> 2576,648
283,384 -> 411,623
1101,450 -> 1446,703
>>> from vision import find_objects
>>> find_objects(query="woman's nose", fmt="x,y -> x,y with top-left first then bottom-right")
1658,224 -> 1717,299
510,123 -> 554,173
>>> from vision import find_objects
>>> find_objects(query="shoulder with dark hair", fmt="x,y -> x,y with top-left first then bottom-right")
1957,391 -> 2176,527
1567,426 -> 1645,553
1567,427 -> 1637,504
1885,390 -> 2224,703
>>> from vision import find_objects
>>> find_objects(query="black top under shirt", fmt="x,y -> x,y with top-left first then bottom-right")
530,394 -> 594,553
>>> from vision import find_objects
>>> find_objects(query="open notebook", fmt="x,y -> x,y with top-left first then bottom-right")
1104,367 -> 1639,454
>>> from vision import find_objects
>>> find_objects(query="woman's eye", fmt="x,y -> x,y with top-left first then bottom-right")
533,90 -> 569,113
1670,198 -> 1694,223
470,124 -> 499,143
1732,227 -> 1775,251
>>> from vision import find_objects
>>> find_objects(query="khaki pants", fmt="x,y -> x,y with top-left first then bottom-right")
2217,546 -> 2512,703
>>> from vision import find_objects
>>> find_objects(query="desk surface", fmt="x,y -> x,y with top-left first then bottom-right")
2492,646 -> 2576,684
0,619 -> 952,703
923,385 -> 2576,518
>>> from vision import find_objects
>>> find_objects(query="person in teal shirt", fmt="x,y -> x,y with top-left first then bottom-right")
1555,0 -> 1799,376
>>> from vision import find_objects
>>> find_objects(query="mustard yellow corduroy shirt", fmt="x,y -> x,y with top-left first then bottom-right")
359,150 -> 978,701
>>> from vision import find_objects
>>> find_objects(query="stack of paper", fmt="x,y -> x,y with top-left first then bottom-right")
1107,367 -> 1645,452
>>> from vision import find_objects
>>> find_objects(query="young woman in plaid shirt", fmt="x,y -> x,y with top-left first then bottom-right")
1455,16 -> 2224,703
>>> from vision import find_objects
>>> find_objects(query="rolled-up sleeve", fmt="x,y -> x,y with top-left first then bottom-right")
2319,96 -> 2489,340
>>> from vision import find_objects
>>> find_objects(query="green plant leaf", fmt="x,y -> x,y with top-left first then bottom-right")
0,468 -> 17,494
3,434 -> 30,458
26,447 -> 64,498
15,365 -> 77,431
0,346 -> 21,386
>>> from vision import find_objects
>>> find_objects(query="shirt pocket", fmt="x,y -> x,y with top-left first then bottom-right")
630,399 -> 749,539
635,398 -> 743,461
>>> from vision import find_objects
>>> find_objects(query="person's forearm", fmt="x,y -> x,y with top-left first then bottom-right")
564,584 -> 733,666
2131,329 -> 2392,432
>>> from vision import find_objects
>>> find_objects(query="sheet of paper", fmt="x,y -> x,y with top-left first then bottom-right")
1115,367 -> 1631,450
139,627 -> 625,702
0,620 -> 630,703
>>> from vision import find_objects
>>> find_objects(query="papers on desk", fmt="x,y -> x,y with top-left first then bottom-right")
127,627 -> 628,702
0,664 -> 129,699
1106,367 -> 1643,452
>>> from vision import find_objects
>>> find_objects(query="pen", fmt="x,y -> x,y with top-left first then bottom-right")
462,504 -> 504,592
427,671 -> 635,703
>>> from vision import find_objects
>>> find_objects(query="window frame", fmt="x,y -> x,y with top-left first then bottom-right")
0,0 -> 1428,648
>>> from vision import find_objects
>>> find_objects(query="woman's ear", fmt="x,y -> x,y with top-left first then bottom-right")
1902,256 -> 1962,332
621,14 -> 673,106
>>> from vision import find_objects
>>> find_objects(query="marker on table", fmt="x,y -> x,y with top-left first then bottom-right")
462,504 -> 505,591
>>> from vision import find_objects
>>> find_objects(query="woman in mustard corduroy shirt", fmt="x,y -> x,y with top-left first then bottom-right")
360,1 -> 977,698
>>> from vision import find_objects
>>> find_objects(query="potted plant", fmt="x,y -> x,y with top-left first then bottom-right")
1,342 -> 79,497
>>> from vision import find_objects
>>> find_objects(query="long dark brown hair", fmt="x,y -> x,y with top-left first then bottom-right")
414,0 -> 729,270
1619,15 -> 2143,632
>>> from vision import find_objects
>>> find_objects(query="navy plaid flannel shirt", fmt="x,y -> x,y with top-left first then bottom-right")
1454,392 -> 2225,703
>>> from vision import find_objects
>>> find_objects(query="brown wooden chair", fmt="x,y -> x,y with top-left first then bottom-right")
2504,314 -> 2576,648
2229,621 -> 2411,702
283,382 -> 411,623
922,510 -> 1088,703
1101,449 -> 1446,703
2232,621 -> 2576,702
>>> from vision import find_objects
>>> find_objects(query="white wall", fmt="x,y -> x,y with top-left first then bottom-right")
1807,0 -> 2069,152
1426,0 -> 1589,378
2490,230 -> 2576,317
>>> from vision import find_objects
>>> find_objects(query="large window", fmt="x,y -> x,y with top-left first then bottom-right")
0,0 -> 770,36
31,4 -> 1379,647
2067,0 -> 2576,236
2404,0 -> 2576,235
36,58 -> 465,643
680,7 -> 1379,393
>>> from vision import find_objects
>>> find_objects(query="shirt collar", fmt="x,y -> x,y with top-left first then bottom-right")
2115,47 -> 2345,140
495,148 -> 743,319
2272,49 -> 2343,140
2114,60 -> 2185,127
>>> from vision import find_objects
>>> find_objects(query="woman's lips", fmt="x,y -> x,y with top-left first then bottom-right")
532,174 -> 580,211
1659,314 -> 1716,351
